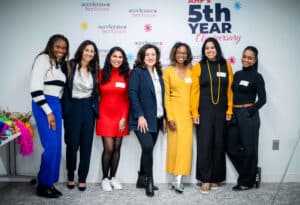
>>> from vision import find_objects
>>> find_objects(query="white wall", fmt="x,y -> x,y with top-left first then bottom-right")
0,0 -> 299,183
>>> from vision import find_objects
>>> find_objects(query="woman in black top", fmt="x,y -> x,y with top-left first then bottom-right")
227,46 -> 266,191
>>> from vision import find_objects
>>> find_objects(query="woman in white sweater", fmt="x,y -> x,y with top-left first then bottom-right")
31,34 -> 70,198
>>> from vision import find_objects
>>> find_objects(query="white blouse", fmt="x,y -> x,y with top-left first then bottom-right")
72,65 -> 93,99
149,68 -> 164,118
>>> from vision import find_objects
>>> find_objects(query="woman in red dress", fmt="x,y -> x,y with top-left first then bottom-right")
96,47 -> 130,191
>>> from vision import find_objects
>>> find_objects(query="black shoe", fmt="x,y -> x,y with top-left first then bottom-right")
67,181 -> 75,189
255,167 -> 261,188
145,177 -> 154,197
232,184 -> 251,191
78,186 -> 86,191
136,172 -> 159,191
78,183 -> 86,191
51,185 -> 62,196
37,185 -> 60,198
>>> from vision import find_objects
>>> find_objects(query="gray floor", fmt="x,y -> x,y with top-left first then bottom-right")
0,182 -> 299,205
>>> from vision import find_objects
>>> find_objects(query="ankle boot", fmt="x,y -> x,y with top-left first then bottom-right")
136,172 -> 159,190
145,176 -> 154,197
136,171 -> 146,188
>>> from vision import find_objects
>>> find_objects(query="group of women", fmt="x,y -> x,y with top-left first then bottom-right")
30,34 -> 266,198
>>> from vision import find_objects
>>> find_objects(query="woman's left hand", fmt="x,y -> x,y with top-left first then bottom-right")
226,114 -> 232,121
119,118 -> 126,132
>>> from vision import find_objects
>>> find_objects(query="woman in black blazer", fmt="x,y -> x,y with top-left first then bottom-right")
128,44 -> 165,197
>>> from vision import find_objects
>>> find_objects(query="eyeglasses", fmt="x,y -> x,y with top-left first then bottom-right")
176,52 -> 187,56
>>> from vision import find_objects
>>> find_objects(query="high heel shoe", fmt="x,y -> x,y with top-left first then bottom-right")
78,183 -> 87,191
66,181 -> 75,189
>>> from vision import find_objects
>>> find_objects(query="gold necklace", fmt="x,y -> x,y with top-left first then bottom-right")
206,60 -> 221,105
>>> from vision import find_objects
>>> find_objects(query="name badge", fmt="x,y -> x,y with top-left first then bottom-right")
184,77 -> 192,84
115,82 -> 125,88
239,80 -> 249,87
217,72 -> 227,77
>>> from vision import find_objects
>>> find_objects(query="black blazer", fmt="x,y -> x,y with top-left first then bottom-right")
128,67 -> 164,132
61,60 -> 99,119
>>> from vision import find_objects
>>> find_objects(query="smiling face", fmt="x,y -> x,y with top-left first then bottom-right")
144,48 -> 157,68
204,41 -> 217,61
110,50 -> 123,68
53,39 -> 67,60
175,45 -> 188,65
242,49 -> 256,68
81,44 -> 95,64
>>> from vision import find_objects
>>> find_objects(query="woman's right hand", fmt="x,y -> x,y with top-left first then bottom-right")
193,117 -> 200,125
47,113 -> 56,130
138,116 -> 148,133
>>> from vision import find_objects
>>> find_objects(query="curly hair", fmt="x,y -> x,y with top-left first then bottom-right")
134,44 -> 162,75
169,42 -> 193,66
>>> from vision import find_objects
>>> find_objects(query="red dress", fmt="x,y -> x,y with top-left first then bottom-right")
96,68 -> 129,137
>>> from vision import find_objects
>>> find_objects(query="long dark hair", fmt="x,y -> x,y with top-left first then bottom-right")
244,46 -> 259,71
101,47 -> 130,84
201,37 -> 226,64
169,42 -> 193,66
33,34 -> 70,70
134,44 -> 162,75
73,40 -> 99,75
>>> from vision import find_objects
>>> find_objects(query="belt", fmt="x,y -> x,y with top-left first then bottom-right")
233,103 -> 254,108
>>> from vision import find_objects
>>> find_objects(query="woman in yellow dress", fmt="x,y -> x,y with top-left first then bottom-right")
163,42 -> 193,193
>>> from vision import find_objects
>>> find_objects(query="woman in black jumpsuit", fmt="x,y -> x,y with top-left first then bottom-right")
227,46 -> 266,191
191,37 -> 233,194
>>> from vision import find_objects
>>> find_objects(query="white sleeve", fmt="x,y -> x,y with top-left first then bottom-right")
30,55 -> 52,115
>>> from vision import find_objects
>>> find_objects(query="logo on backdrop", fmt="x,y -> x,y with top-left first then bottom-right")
134,41 -> 164,49
81,1 -> 110,12
98,24 -> 127,34
144,24 -> 152,32
128,8 -> 158,17
187,0 -> 241,44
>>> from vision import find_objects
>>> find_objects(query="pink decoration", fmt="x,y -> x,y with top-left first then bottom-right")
15,121 -> 34,156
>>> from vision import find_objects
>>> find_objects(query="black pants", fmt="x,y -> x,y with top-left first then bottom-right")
64,98 -> 95,183
227,108 -> 260,187
196,100 -> 226,183
134,118 -> 162,178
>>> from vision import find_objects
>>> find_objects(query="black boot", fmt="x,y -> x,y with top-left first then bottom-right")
51,185 -> 62,196
145,176 -> 154,197
37,184 -> 60,198
255,166 -> 261,188
136,172 -> 159,190
136,171 -> 146,188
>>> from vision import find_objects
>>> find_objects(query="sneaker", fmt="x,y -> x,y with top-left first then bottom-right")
200,183 -> 210,194
101,178 -> 112,191
210,183 -> 219,190
110,177 -> 122,190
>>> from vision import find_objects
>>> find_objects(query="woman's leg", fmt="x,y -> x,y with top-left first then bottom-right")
110,137 -> 123,178
101,137 -> 114,179
78,102 -> 95,185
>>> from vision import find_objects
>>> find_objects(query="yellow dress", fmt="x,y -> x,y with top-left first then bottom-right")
163,66 -> 193,176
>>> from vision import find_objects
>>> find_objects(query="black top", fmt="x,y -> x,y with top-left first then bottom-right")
232,66 -> 266,115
